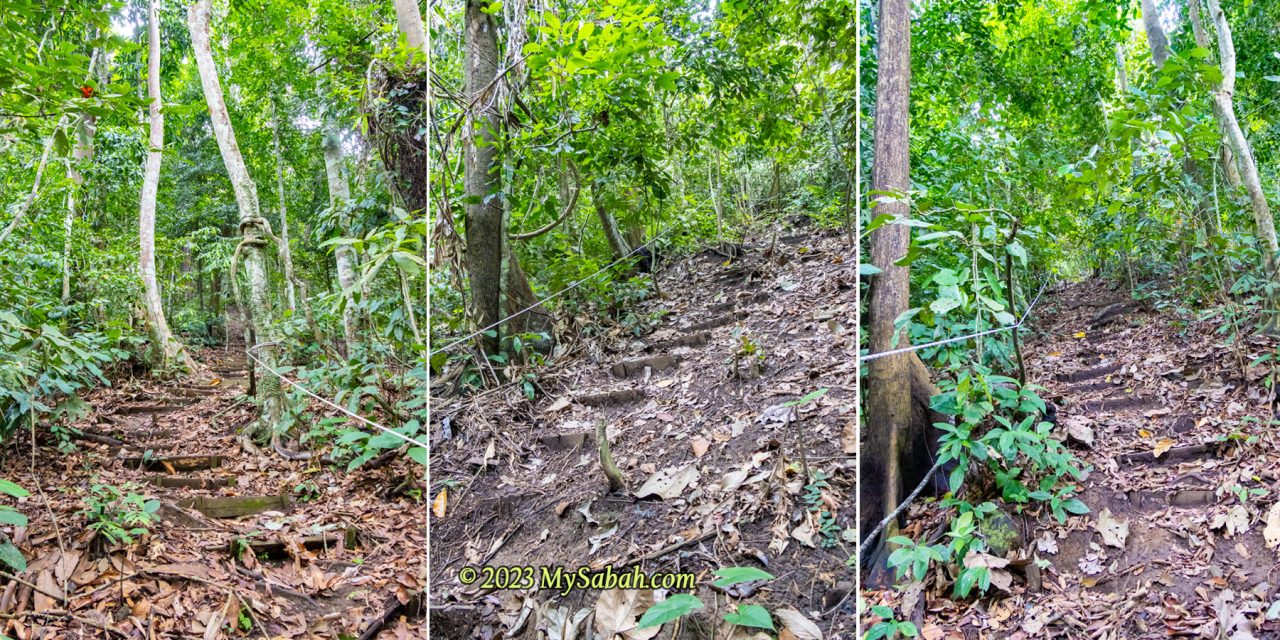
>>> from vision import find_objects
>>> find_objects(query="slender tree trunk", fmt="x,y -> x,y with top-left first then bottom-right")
273,122 -> 297,311
188,0 -> 286,430
464,0 -> 506,355
392,0 -> 427,57
139,0 -> 194,373
322,130 -> 362,352
1189,0 -> 1243,188
1141,0 -> 1169,70
591,184 -> 631,261
0,125 -> 60,246
1205,0 -> 1280,331
861,0 -> 915,579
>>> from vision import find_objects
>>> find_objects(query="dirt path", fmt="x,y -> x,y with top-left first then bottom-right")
430,229 -> 856,639
1,342 -> 424,638
902,280 -> 1280,638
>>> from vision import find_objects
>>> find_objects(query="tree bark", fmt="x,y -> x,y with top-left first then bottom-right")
860,0 -> 915,579
1188,0 -> 1242,188
590,183 -> 631,261
392,0 -> 427,57
139,0 -> 194,373
0,125 -> 59,246
188,0 -> 286,428
1141,0 -> 1169,70
1205,0 -> 1280,330
322,130 -> 362,352
464,0 -> 506,355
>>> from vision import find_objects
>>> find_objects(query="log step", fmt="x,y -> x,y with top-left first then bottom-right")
644,331 -> 710,353
113,403 -> 191,416
1078,396 -> 1157,413
539,431 -> 590,452
1116,442 -> 1223,465
108,443 -> 178,456
178,494 -> 290,519
1055,363 -> 1122,383
122,455 -> 223,472
148,476 -> 236,489
575,388 -> 645,407
708,292 -> 770,314
687,311 -> 748,332
229,528 -> 358,559
611,355 -> 680,378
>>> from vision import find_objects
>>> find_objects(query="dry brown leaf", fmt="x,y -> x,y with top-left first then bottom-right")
633,465 -> 699,500
432,489 -> 447,518
1264,502 -> 1280,550
690,436 -> 711,459
773,608 -> 822,640
1096,509 -> 1129,548
1153,438 -> 1174,457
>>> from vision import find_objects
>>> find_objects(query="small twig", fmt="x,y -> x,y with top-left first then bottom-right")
0,570 -> 65,605
859,456 -> 948,560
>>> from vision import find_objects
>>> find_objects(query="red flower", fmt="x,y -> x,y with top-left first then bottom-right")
79,85 -> 94,99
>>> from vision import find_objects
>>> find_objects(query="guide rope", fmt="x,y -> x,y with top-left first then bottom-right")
429,223 -> 680,357
245,341 -> 426,449
858,275 -> 1053,363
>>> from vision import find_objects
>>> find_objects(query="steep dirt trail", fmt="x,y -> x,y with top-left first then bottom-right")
2,341 -> 424,638
914,281 -> 1280,638
430,229 -> 856,639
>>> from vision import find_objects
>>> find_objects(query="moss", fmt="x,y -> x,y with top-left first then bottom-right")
980,509 -> 1022,556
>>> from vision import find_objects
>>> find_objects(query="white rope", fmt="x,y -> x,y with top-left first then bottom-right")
245,342 -> 426,449
859,276 -> 1053,363
429,223 -> 680,357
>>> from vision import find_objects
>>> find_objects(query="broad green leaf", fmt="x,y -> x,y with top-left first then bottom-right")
722,604 -> 774,630
711,566 -> 774,588
637,594 -> 704,629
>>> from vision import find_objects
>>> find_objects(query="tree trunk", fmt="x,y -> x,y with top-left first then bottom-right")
1205,0 -> 1280,331
392,0 -> 427,57
139,0 -> 194,373
322,130 -> 362,352
188,0 -> 286,429
1141,0 -> 1169,70
464,0 -> 506,355
591,183 -> 631,261
1189,0 -> 1242,188
860,0 -> 916,581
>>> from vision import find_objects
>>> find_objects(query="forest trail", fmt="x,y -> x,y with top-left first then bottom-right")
2,341 -> 424,639
430,229 -> 856,639
919,281 -> 1280,639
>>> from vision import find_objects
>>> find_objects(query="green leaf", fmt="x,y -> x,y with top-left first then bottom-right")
0,542 -> 25,572
656,71 -> 678,91
0,481 -> 29,499
637,594 -> 704,629
1062,498 -> 1089,515
0,509 -> 26,527
407,447 -> 427,465
711,566 -> 775,588
859,263 -> 882,276
722,604 -> 774,630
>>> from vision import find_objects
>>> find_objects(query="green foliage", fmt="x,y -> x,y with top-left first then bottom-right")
79,482 -> 160,547
864,605 -> 919,640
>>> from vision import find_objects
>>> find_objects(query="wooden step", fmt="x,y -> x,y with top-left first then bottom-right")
611,355 -> 680,378
1054,363 -> 1122,383
687,311 -> 748,332
113,403 -> 190,416
121,455 -> 223,472
644,331 -> 710,353
148,476 -> 236,489
228,527 -> 358,559
575,388 -> 645,407
178,494 -> 289,519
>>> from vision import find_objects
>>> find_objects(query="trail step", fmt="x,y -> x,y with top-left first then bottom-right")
228,527 -> 358,560
108,443 -> 178,456
113,403 -> 191,416
178,494 -> 289,519
148,476 -> 236,489
1078,395 -> 1157,413
575,389 -> 645,407
644,331 -> 710,353
1065,381 -> 1116,394
173,387 -> 222,398
1123,488 -> 1217,510
708,292 -> 770,313
539,431 -> 591,451
611,355 -> 680,378
1091,301 -> 1139,328
122,454 -> 223,472
1116,442 -> 1223,465
687,311 -> 748,332
1055,363 -> 1122,383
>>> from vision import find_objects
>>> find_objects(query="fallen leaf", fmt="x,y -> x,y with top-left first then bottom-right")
1074,331 -> 1086,339
1265,502 -> 1280,550
431,489 -> 447,518
1213,504 -> 1251,538
594,589 -> 658,640
1096,509 -> 1129,548
691,436 -> 711,458
1036,531 -> 1059,555
546,397 -> 571,412
634,465 -> 699,500
773,608 -> 822,640
1064,416 -> 1094,448
588,525 -> 619,555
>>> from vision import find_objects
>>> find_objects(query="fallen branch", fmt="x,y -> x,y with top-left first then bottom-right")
859,456 -> 948,561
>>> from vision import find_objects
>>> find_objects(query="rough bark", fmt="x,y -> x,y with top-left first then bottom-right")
590,184 -> 631,261
1205,0 -> 1280,329
861,0 -> 915,581
188,0 -> 286,430
1141,0 -> 1169,70
139,0 -> 194,373
464,0 -> 506,355
322,130 -> 362,352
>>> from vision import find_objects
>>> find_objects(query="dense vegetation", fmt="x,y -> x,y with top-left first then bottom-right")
861,0 -> 1280,633
426,0 -> 855,393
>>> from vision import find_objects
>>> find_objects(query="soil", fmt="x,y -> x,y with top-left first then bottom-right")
429,229 -> 857,639
865,279 -> 1280,639
0,341 -> 426,638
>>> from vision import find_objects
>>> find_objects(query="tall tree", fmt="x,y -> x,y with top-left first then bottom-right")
393,0 -> 427,57
861,0 -> 916,578
188,0 -> 288,441
1201,0 -> 1280,331
1188,0 -> 1241,187
463,0 -> 506,355
139,0 -> 194,372
322,129 -> 362,352
1140,0 -> 1169,70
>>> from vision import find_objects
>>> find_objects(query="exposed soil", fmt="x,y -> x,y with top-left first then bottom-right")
866,279 -> 1280,639
429,229 -> 857,639
0,342 -> 425,638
